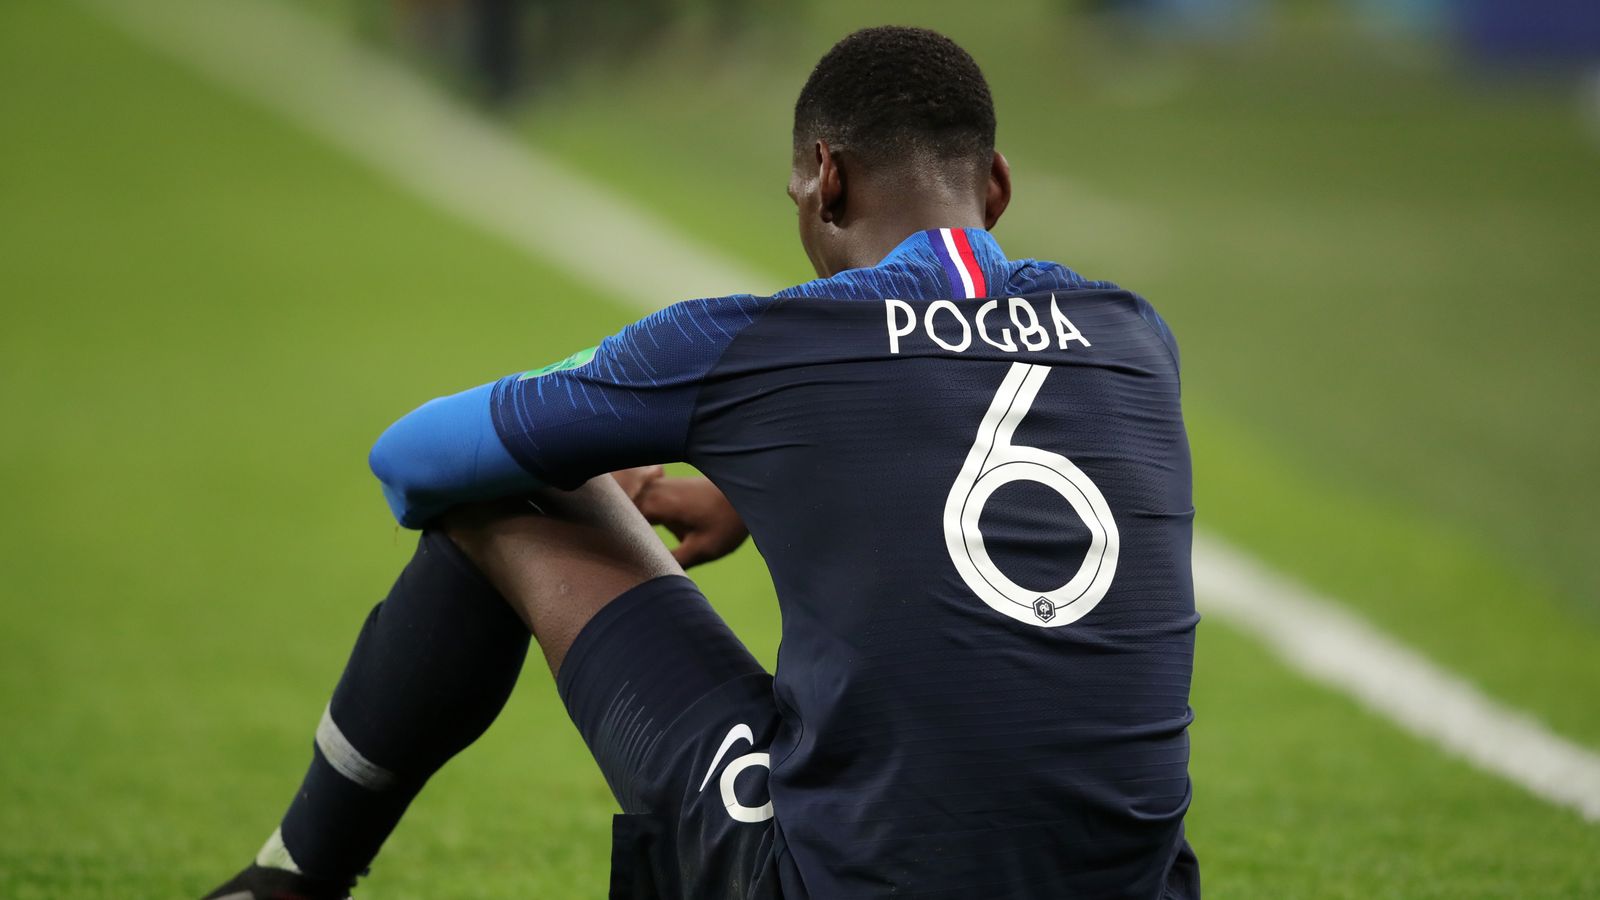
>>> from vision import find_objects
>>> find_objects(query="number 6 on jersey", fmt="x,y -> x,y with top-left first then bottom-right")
943,362 -> 1120,627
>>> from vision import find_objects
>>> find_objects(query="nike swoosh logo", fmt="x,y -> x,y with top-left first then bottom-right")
698,723 -> 754,792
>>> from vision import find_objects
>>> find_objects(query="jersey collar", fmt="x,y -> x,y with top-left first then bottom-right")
878,227 -> 1007,300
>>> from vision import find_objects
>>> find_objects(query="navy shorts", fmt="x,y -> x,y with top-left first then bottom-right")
556,576 -> 784,900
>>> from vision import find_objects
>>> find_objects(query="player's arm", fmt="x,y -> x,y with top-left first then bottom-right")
368,296 -> 765,530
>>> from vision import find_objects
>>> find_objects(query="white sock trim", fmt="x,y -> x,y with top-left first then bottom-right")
315,705 -> 397,791
253,827 -> 302,874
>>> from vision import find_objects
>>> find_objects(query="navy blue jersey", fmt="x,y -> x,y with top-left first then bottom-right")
371,228 -> 1197,898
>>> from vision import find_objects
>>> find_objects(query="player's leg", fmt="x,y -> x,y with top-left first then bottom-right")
448,484 -> 784,899
202,527 -> 536,900
202,479 -> 702,900
441,478 -> 681,677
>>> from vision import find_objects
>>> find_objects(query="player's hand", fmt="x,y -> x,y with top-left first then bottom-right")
633,475 -> 749,569
610,465 -> 665,502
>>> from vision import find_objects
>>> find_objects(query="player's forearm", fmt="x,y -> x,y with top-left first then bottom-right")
368,381 -> 540,529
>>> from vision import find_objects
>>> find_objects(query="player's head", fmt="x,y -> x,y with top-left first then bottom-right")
789,26 -> 1011,277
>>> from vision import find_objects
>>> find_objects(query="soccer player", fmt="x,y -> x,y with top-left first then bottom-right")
204,25 -> 1199,900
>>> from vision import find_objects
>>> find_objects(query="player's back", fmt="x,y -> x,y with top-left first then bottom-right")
684,230 -> 1198,898
459,227 -> 1196,897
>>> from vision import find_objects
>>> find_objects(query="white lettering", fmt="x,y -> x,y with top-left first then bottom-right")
924,300 -> 973,352
885,299 -> 916,354
883,295 -> 1094,355
976,299 -> 1018,352
1050,295 -> 1092,349
1010,297 -> 1050,351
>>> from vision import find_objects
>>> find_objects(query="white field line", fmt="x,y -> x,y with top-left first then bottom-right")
84,0 -> 1600,824
1194,535 -> 1600,821
78,0 -> 778,308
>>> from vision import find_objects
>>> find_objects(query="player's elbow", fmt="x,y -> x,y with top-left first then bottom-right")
370,398 -> 457,529
369,383 -> 535,529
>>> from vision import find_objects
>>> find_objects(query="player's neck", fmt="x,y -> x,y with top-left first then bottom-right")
843,205 -> 987,272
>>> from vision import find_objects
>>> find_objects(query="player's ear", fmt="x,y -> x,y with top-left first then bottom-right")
817,140 -> 845,224
983,151 -> 1012,230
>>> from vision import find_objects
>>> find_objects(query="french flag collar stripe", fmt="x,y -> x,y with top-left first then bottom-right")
927,227 -> 986,299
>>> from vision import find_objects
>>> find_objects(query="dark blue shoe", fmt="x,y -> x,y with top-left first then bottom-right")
200,864 -> 353,900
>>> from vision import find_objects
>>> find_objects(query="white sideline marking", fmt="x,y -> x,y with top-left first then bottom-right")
1195,535 -> 1600,822
84,0 -> 1600,824
79,0 -> 778,308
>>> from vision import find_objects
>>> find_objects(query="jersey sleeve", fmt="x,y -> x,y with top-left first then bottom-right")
368,295 -> 766,527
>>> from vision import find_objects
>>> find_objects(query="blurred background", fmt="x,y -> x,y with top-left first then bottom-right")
1,0 -> 1596,896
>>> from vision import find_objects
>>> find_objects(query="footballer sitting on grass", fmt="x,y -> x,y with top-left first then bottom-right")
204,26 -> 1200,900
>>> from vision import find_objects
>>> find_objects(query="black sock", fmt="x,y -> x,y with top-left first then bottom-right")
273,529 -> 530,882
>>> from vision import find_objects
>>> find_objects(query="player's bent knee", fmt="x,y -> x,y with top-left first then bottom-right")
442,481 -> 678,585
440,482 -> 682,675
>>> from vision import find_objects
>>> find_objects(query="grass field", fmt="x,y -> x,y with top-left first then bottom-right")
1,0 -> 1597,897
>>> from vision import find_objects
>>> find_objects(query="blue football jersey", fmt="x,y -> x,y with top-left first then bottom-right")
372,228 -> 1197,898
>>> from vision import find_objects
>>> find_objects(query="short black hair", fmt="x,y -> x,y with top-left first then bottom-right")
794,26 -> 996,174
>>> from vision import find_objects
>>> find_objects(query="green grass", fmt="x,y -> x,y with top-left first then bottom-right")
1,0 -> 1596,897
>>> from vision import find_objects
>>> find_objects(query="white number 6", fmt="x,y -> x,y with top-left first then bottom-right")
943,362 -> 1119,627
